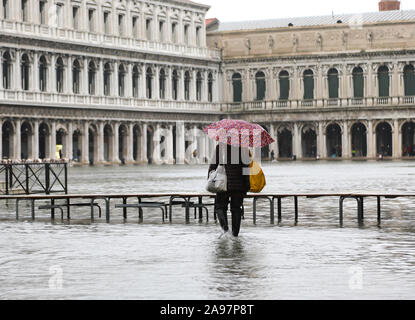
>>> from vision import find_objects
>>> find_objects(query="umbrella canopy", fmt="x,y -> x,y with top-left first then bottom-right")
204,119 -> 275,148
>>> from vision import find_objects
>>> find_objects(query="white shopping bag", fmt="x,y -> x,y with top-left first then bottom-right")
206,165 -> 227,193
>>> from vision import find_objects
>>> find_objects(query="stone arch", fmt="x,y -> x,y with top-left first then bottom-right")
21,121 -> 33,160
376,121 -> 393,157
401,121 -> 415,156
38,122 -> 50,159
301,123 -> 317,158
232,72 -> 243,103
103,123 -> 114,162
88,123 -> 99,165
326,122 -> 342,158
118,124 -> 128,162
350,122 -> 367,158
277,124 -> 293,158
2,120 -> 15,159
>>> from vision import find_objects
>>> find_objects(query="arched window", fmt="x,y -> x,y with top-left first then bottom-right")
159,68 -> 166,99
404,64 -> 415,96
279,70 -> 290,100
352,67 -> 364,98
184,24 -> 190,45
146,67 -> 153,99
104,63 -> 111,96
196,72 -> 202,101
232,73 -> 242,103
21,0 -> 28,22
39,56 -> 47,92
255,71 -> 266,101
2,51 -> 12,89
88,61 -> 96,95
328,68 -> 339,99
378,65 -> 390,97
72,59 -> 81,94
132,66 -> 139,98
2,0 -> 9,20
184,71 -> 190,100
172,70 -> 178,100
56,57 -> 64,93
118,64 -> 126,97
208,73 -> 213,102
21,54 -> 30,91
303,69 -> 314,100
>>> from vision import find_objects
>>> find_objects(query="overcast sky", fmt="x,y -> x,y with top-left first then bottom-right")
200,0 -> 413,22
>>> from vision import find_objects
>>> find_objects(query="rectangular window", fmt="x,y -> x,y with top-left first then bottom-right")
56,4 -> 63,28
172,23 -> 177,43
39,1 -> 46,24
159,21 -> 164,42
146,18 -> 152,40
118,14 -> 124,36
196,26 -> 201,46
132,16 -> 138,38
184,25 -> 189,45
73,7 -> 79,30
2,0 -> 8,20
104,11 -> 110,34
21,0 -> 28,22
88,9 -> 95,32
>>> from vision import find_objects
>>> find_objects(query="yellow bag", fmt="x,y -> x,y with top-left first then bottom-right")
249,161 -> 266,193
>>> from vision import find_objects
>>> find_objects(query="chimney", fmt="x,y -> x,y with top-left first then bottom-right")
379,0 -> 401,11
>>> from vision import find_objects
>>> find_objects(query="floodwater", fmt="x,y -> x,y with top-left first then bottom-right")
1,161 -> 415,300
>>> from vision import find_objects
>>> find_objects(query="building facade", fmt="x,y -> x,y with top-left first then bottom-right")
0,0 -> 222,165
2,0 -> 415,164
207,0 -> 415,160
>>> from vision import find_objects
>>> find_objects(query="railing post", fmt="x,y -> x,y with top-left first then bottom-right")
5,164 -> 9,195
377,196 -> 381,224
294,196 -> 298,223
25,164 -> 29,195
45,163 -> 50,195
64,163 -> 68,194
277,197 -> 282,222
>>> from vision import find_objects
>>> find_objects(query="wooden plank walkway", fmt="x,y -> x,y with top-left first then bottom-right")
1,192 -> 414,225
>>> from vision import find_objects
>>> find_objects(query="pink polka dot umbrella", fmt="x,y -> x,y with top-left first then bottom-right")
204,119 -> 275,148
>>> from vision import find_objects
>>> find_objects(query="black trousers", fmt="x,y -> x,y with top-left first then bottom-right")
215,192 -> 244,237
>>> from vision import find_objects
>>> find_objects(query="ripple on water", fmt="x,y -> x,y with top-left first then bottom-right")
1,162 -> 415,299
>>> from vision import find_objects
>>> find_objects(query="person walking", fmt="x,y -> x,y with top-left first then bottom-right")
208,143 -> 250,237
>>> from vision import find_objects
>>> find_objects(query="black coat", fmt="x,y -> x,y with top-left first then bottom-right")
208,144 -> 250,193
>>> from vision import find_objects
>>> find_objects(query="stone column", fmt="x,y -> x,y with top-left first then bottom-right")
154,66 -> 160,100
166,125 -> 174,164
191,69 -> 197,101
15,51 -> 22,90
140,123 -> 148,163
179,69 -> 185,100
50,121 -> 57,160
367,120 -> 375,158
98,58 -> 104,96
202,70 -> 208,102
152,124 -> 161,164
342,121 -> 350,158
318,122 -> 326,158
393,119 -> 401,159
127,63 -> 133,98
83,57 -> 89,95
176,121 -> 185,164
81,122 -> 89,164
66,56 -> 72,94
141,64 -> 147,99
269,124 -> 277,159
50,54 -> 56,93
67,122 -> 73,161
32,120 -> 39,160
97,122 -> 104,163
113,61 -> 118,96
293,122 -> 300,159
126,123 -> 134,163
166,67 -> 172,100
33,52 -> 39,91
15,119 -> 21,160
